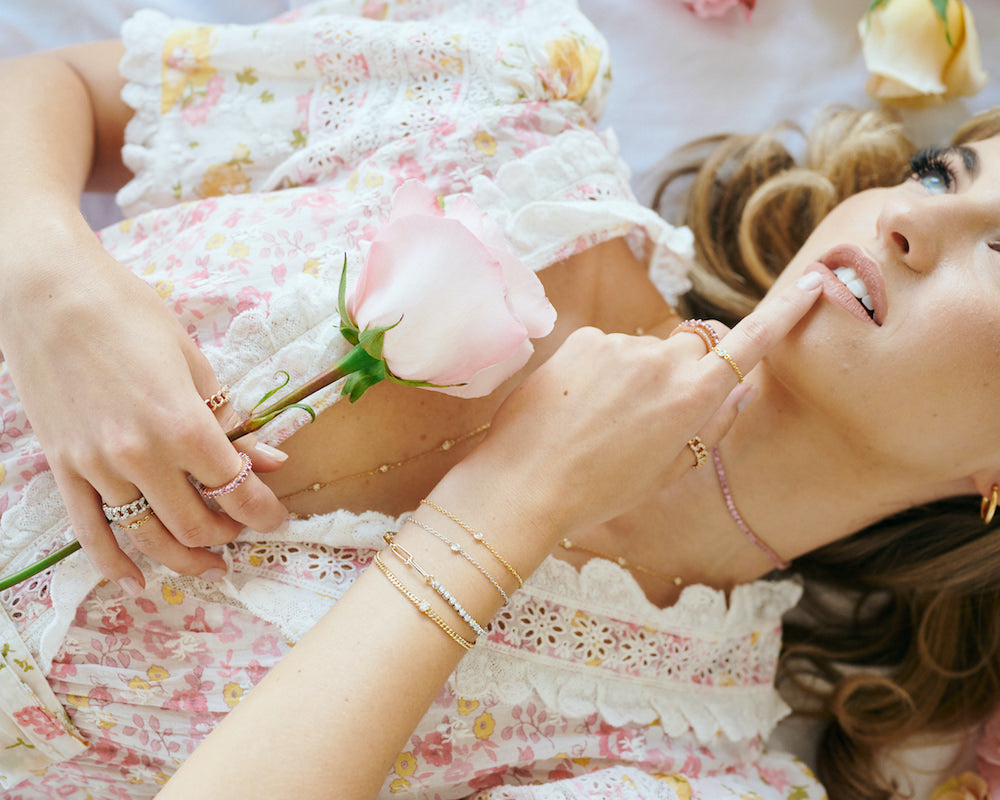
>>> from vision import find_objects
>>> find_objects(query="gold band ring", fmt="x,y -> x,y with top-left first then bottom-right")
686,436 -> 709,469
116,511 -> 156,531
669,319 -> 721,353
712,346 -> 745,383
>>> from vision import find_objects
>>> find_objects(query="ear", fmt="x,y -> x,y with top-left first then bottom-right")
970,470 -> 1000,500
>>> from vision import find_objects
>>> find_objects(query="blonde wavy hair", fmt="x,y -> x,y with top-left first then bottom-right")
653,106 -> 1000,800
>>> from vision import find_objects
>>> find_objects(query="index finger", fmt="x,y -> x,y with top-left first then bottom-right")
702,273 -> 822,383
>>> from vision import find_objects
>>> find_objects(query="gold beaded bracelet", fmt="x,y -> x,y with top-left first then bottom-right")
373,552 -> 475,651
420,500 -> 524,588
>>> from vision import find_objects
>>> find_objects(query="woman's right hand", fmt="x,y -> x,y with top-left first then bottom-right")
0,229 -> 288,595
455,274 -> 824,544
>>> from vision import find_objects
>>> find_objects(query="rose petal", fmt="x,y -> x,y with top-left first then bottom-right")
385,180 -> 444,225
859,0 -> 987,106
354,216 -> 530,386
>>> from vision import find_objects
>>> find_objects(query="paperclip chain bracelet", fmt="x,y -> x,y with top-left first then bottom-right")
383,534 -> 488,638
407,517 -> 510,605
420,500 -> 524,588
373,552 -> 475,651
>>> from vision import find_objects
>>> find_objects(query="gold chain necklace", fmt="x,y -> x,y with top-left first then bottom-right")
278,422 -> 492,501
558,539 -> 683,586
279,420 -> 683,587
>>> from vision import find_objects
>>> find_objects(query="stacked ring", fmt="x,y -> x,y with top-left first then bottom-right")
201,452 -> 253,498
116,511 -> 156,530
669,319 -> 720,352
103,495 -> 151,522
686,436 -> 709,469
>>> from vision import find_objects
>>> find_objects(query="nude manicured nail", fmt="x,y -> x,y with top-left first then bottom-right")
119,577 -> 143,597
253,442 -> 288,462
200,568 -> 227,583
795,272 -> 822,290
736,384 -> 757,412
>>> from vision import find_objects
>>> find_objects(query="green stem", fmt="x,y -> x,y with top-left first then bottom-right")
2,345 -> 377,589
0,541 -> 82,591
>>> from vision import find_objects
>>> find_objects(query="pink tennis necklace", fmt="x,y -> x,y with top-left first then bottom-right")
710,446 -> 789,570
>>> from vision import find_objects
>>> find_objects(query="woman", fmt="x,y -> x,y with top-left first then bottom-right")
0,1 -> 995,798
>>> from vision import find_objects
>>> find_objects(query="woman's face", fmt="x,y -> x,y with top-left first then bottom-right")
764,133 -> 1000,485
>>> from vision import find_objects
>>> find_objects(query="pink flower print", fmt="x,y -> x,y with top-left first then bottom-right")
13,706 -> 65,741
757,764 -> 791,794
99,604 -> 135,635
234,285 -> 269,314
296,90 -> 314,131
680,754 -> 703,778
167,667 -> 213,713
413,730 -> 453,767
181,73 -> 226,126
390,155 -> 427,186
183,606 -> 210,633
361,0 -> 388,20
246,659 -> 268,685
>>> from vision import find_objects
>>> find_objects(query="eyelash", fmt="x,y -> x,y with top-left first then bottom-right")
909,149 -> 957,192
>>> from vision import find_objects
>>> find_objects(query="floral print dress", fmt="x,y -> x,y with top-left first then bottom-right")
0,1 -> 825,798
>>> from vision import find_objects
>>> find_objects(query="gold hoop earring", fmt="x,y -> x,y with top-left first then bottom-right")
981,485 -> 999,525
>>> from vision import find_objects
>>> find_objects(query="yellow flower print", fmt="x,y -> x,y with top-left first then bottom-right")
393,751 -> 416,777
347,171 -> 360,190
66,694 -> 89,708
161,27 -> 219,114
473,711 -> 495,740
199,162 -> 251,198
364,172 -> 384,188
162,584 -> 185,605
475,131 -> 497,156
118,219 -> 134,233
222,682 -> 244,708
142,263 -> 157,276
205,234 -> 226,250
147,664 -> 170,682
457,697 -> 480,715
156,280 -> 174,299
544,36 -> 602,102
302,258 -> 321,276
438,56 -> 463,74
389,778 -> 410,794
128,676 -> 151,691
653,774 -> 692,800
0,464 -> 5,483
228,242 -> 250,258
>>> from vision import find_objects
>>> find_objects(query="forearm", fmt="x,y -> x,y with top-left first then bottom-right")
155,453 -> 559,800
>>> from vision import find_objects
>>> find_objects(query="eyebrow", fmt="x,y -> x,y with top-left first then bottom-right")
952,144 -> 981,180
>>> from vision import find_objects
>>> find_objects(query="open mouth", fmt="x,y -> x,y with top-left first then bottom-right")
831,267 -> 875,321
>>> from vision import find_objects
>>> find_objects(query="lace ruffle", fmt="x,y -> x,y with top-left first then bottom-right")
455,556 -> 800,744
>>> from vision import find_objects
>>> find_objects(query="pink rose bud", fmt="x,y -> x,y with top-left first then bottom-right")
348,181 -> 556,398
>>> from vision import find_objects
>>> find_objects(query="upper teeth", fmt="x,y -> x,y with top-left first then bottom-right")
833,267 -> 873,313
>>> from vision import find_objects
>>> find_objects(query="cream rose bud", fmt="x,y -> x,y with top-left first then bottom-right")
348,180 -> 556,398
859,0 -> 987,107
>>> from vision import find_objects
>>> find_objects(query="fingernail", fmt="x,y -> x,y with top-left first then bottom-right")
795,272 -> 822,291
253,442 -> 288,462
200,567 -> 227,583
736,384 -> 757,412
119,577 -> 143,597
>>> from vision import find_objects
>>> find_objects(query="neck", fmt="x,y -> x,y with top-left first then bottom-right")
591,363 -> 973,597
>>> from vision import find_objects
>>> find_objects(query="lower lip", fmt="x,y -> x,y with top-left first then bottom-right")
804,263 -> 878,327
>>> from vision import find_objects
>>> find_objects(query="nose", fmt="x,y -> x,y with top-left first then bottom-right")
876,197 -> 940,274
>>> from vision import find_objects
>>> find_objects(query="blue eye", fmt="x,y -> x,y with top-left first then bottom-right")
909,149 -> 956,194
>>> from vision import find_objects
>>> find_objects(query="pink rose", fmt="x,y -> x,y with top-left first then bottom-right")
683,0 -> 755,21
347,180 -> 556,398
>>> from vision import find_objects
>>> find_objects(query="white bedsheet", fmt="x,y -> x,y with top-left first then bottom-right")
2,0 -> 996,792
